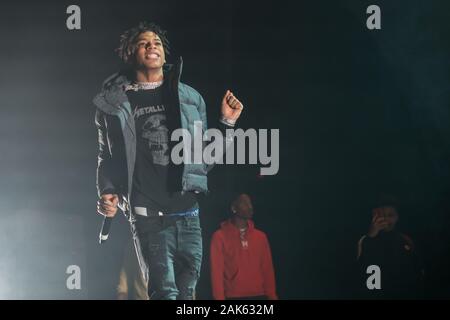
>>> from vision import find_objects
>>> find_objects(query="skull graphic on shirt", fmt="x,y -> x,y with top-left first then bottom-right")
141,113 -> 169,166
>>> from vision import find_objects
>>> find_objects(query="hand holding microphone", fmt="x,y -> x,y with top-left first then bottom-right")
97,194 -> 119,217
97,194 -> 119,243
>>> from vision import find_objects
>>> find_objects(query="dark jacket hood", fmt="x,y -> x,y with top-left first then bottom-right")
92,57 -> 183,115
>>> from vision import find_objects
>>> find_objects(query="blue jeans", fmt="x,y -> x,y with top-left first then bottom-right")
135,214 -> 203,300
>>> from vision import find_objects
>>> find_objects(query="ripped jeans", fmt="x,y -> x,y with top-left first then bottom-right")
135,214 -> 203,300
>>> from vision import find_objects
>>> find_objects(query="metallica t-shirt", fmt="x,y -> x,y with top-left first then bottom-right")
126,85 -> 196,214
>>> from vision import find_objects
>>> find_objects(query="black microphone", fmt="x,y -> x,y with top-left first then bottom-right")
99,216 -> 113,244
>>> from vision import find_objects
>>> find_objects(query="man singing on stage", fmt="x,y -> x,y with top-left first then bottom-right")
93,21 -> 243,300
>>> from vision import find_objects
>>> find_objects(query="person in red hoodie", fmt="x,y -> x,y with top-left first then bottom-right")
210,193 -> 278,300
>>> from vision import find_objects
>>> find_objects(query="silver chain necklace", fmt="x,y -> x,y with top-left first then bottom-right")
125,80 -> 163,91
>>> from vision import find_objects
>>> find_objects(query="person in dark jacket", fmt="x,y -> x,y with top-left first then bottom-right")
94,22 -> 243,300
356,196 -> 425,299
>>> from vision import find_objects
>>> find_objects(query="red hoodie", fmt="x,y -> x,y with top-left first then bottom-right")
210,219 -> 278,300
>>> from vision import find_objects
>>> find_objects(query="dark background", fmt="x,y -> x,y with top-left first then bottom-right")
0,0 -> 449,299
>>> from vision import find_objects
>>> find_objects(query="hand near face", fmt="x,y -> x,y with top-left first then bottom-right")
367,208 -> 389,238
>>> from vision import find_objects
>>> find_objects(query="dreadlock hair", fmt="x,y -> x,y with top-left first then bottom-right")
116,21 -> 170,66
